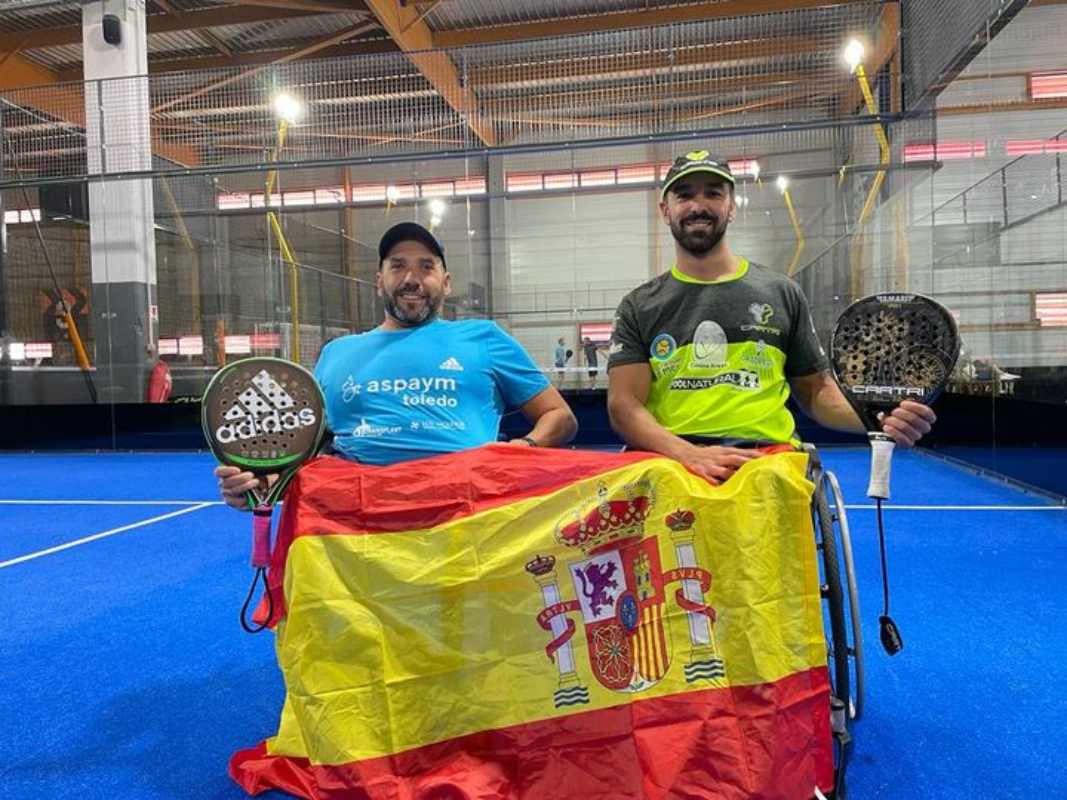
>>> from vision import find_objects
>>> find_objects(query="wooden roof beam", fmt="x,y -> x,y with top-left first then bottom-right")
227,0 -> 368,12
154,0 -> 234,58
363,0 -> 496,145
470,36 -> 825,89
481,70 -> 811,113
151,21 -> 378,114
0,6 -> 327,52
434,0 -> 866,48
55,36 -> 395,81
0,54 -> 197,167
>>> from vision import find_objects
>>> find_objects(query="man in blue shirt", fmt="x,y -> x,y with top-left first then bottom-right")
217,222 -> 577,508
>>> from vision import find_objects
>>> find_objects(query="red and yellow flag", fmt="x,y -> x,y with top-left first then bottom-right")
231,445 -> 833,799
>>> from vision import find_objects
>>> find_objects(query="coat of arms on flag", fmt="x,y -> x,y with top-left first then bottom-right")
528,481 -> 725,708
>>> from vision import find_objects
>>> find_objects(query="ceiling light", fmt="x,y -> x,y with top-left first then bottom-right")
272,92 -> 304,124
843,39 -> 865,73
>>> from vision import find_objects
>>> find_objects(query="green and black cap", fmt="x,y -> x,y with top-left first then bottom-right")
661,149 -> 735,199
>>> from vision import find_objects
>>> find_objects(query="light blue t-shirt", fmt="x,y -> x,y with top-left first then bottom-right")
314,319 -> 550,465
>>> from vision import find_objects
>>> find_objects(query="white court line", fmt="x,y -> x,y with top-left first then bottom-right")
0,500 -> 222,506
0,503 -> 214,570
844,504 -> 1065,511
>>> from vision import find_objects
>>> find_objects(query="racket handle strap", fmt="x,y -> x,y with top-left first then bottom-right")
251,505 -> 274,568
867,432 -> 895,500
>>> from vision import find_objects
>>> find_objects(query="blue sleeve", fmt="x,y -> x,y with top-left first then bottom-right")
487,324 -> 551,408
313,340 -> 332,393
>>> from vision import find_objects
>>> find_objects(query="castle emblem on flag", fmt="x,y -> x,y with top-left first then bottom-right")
526,482 -> 726,708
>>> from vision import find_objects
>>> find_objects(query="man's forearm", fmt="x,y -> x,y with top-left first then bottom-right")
805,382 -> 865,434
608,396 -> 694,459
527,408 -> 577,447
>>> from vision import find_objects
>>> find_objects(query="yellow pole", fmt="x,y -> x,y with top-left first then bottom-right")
849,62 -> 891,296
263,119 -> 302,363
782,188 -> 806,277
855,63 -> 890,227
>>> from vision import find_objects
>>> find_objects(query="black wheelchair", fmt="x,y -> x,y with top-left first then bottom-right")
674,437 -> 865,798
805,444 -> 864,799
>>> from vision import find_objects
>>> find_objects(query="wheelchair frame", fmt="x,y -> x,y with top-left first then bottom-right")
805,445 -> 865,799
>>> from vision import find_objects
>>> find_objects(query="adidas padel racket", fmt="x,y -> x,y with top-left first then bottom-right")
202,357 -> 326,632
830,292 -> 959,654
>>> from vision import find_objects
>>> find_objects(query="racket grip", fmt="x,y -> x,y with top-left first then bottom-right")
251,505 -> 274,568
867,432 -> 895,500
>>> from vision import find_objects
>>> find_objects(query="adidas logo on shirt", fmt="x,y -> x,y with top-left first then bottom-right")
439,357 -> 464,371
215,368 -> 317,443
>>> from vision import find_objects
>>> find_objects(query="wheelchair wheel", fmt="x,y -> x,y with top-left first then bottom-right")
823,471 -> 865,721
812,479 -> 851,713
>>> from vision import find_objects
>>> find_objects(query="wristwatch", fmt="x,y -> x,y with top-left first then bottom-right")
521,436 -> 539,447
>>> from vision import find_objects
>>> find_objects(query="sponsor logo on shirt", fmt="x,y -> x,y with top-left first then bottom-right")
340,376 -> 460,408
742,339 -> 774,370
351,418 -> 403,438
741,302 -> 781,336
413,419 -> 468,431
690,320 -> 728,369
749,303 -> 774,324
650,333 -> 677,361
669,371 -> 761,391
439,357 -> 464,371
342,374 -> 360,402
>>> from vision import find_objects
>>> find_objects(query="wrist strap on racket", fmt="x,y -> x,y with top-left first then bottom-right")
240,567 -> 274,634
241,504 -> 276,634
867,432 -> 895,500
876,497 -> 903,655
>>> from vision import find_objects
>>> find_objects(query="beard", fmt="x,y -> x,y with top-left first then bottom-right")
669,213 -> 729,255
383,285 -> 441,326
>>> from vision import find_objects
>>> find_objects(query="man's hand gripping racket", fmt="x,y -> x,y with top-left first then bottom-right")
830,293 -> 960,654
202,358 -> 326,632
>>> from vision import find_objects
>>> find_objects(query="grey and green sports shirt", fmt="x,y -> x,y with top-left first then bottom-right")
607,259 -> 828,444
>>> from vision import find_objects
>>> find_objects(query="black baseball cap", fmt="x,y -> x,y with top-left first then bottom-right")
378,222 -> 446,269
661,149 -> 735,199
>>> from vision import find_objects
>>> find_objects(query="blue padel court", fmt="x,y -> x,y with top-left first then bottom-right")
1,448 -> 1063,800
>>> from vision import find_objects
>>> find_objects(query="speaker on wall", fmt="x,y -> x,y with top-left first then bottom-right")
39,183 -> 89,223
102,13 -> 122,46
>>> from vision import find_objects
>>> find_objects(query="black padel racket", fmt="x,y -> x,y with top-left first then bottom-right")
830,293 -> 959,654
830,293 -> 959,498
201,357 -> 326,632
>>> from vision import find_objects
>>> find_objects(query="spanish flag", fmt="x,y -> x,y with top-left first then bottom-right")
231,445 -> 833,799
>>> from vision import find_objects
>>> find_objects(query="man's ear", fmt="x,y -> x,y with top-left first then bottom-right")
375,269 -> 384,297
442,270 -> 453,297
658,198 -> 670,223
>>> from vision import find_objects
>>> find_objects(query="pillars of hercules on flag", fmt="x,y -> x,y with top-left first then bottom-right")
668,522 -> 726,683
526,555 -> 589,708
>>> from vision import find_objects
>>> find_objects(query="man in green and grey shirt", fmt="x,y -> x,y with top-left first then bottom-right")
607,150 -> 937,485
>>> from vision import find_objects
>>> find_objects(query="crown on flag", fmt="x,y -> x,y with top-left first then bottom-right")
555,481 -> 653,553
665,509 -> 696,532
524,554 -> 557,576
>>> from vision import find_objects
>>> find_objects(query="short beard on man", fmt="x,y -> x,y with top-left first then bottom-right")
669,212 -> 729,255
383,285 -> 440,326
